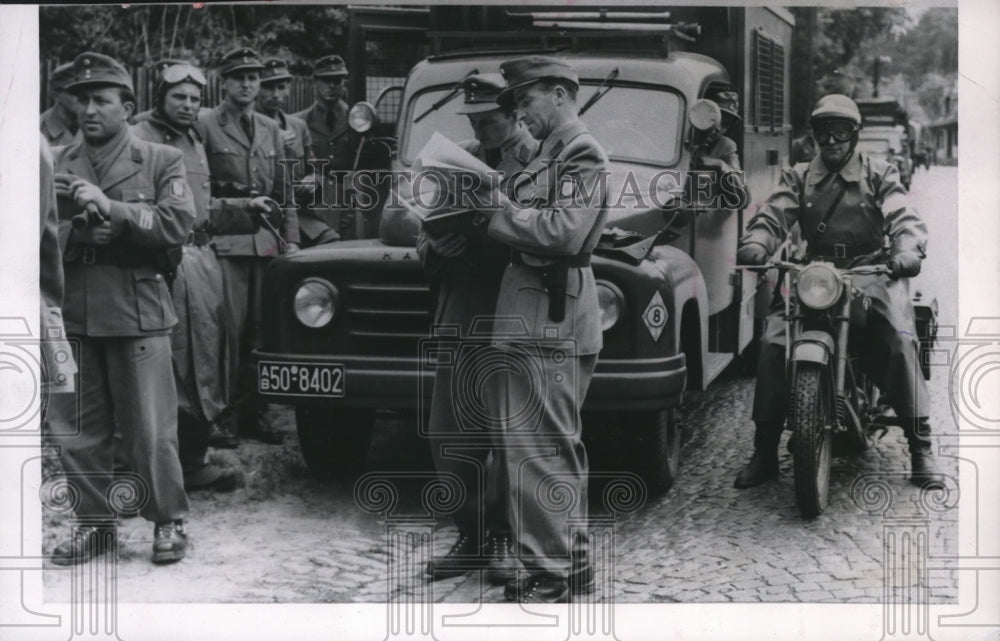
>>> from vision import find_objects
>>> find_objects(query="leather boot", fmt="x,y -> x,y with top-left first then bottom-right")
504,573 -> 569,603
905,418 -> 945,488
425,533 -> 484,581
734,422 -> 782,489
484,533 -> 518,585
51,524 -> 116,566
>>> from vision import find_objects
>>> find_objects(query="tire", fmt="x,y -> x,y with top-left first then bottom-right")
295,406 -> 376,481
790,363 -> 833,518
631,408 -> 681,495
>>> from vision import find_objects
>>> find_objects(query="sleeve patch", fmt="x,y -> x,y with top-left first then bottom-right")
170,179 -> 186,198
138,207 -> 154,230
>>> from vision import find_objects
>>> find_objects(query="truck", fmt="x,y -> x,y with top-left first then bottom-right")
251,7 -> 797,493
856,98 -> 913,189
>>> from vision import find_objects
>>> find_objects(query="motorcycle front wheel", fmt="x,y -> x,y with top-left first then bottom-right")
791,362 -> 834,517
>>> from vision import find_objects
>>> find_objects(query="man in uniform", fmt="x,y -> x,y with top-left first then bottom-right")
130,58 -> 188,125
40,62 -> 79,147
418,74 -> 538,586
197,47 -> 299,445
734,94 -> 942,489
481,56 -> 609,603
133,62 -> 270,490
293,55 -> 355,239
48,52 -> 195,565
258,58 -> 338,246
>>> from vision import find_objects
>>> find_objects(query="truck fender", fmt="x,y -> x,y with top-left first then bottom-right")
646,244 -> 709,389
790,330 -> 836,366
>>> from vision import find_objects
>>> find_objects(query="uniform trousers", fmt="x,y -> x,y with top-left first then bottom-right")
216,256 -> 268,409
752,301 -> 929,426
48,335 -> 188,523
489,347 -> 596,579
428,348 -> 510,540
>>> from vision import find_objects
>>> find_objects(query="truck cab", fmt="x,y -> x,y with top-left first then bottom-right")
251,7 -> 795,493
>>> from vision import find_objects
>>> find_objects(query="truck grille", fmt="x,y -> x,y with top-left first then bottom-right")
345,279 -> 434,355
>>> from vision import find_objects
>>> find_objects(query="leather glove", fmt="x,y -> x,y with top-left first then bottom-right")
737,243 -> 769,266
887,251 -> 922,279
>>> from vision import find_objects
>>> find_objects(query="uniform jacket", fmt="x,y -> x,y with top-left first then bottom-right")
293,100 -> 353,236
40,138 -> 76,392
54,131 -> 196,337
196,103 -> 299,256
416,125 -> 539,334
741,151 -> 926,331
40,106 -> 78,147
132,114 -> 258,236
487,119 -> 609,355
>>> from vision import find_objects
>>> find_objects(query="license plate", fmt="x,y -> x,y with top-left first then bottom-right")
258,361 -> 345,397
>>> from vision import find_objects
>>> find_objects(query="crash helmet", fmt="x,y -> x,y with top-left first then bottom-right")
810,94 -> 861,126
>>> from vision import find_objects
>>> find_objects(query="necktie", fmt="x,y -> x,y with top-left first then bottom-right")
485,148 -> 502,169
240,114 -> 254,142
325,110 -> 337,132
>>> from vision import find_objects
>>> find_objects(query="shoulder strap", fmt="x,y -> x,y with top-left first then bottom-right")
813,176 -> 847,239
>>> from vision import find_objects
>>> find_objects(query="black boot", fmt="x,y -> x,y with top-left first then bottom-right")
425,533 -> 485,581
51,524 -> 116,566
734,422 -> 782,489
484,533 -> 518,585
905,418 -> 944,488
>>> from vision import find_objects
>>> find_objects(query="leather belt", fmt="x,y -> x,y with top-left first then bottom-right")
810,242 -> 882,260
510,253 -> 592,323
184,230 -> 212,247
80,246 -> 155,267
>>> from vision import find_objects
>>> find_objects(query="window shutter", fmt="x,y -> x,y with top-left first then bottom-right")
753,29 -> 785,132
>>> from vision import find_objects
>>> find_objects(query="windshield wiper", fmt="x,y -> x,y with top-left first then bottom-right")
578,68 -> 619,117
414,68 -> 479,124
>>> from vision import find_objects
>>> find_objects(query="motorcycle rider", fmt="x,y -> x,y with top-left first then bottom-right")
735,94 -> 943,489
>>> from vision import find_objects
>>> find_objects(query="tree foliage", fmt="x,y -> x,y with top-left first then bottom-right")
40,5 -> 349,71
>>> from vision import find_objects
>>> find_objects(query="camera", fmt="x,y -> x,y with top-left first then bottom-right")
70,206 -> 106,230
418,317 -> 578,436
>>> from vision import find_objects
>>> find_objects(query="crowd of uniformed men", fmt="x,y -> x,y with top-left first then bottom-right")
39,41 -> 941,605
41,47 -> 357,567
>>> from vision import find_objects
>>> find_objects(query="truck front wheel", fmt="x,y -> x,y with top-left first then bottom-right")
295,406 -> 376,481
632,408 -> 681,494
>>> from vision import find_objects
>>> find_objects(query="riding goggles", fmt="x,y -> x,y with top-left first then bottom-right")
161,64 -> 207,87
812,120 -> 858,144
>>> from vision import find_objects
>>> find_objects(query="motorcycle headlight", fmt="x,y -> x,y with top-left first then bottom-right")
294,278 -> 338,328
596,280 -> 625,331
796,264 -> 842,310
348,102 -> 376,133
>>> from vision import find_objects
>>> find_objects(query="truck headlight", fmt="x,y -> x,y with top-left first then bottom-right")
348,102 -> 376,133
796,264 -> 842,310
596,279 -> 625,331
294,278 -> 338,328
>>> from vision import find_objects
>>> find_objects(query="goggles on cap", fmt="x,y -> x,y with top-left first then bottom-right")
812,120 -> 858,144
161,64 -> 207,87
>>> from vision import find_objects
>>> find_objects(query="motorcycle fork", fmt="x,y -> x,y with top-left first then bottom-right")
832,275 -> 853,427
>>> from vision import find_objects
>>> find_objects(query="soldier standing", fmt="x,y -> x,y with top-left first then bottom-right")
293,55 -> 355,239
258,58 -> 339,246
418,74 -> 538,586
48,52 -> 194,565
132,62 -> 270,489
483,56 -> 609,603
197,48 -> 299,445
40,62 -> 79,147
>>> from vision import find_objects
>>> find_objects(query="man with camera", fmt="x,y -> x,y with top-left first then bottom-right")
478,56 -> 608,603
48,52 -> 195,565
132,62 -> 272,491
197,47 -> 299,446
417,74 -> 538,586
734,94 -> 942,490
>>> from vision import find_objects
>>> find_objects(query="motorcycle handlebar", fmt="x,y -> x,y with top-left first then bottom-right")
736,260 -> 891,276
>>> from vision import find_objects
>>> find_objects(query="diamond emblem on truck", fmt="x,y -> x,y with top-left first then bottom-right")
643,291 -> 668,342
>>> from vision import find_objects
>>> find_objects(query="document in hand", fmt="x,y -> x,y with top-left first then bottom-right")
395,132 -> 497,237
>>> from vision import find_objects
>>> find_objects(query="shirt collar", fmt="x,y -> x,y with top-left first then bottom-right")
807,149 -> 863,185
539,118 -> 588,157
149,110 -> 196,142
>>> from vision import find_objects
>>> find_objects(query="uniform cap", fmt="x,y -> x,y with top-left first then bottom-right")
312,54 -> 349,78
219,47 -> 265,77
712,90 -> 742,121
49,62 -> 76,91
261,58 -> 294,84
810,93 -> 862,125
65,52 -> 134,93
456,73 -> 507,115
497,56 -> 579,107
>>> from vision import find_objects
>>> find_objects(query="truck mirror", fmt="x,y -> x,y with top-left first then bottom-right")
688,98 -> 721,132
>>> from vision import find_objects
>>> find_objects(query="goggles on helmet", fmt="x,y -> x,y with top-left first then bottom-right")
812,119 -> 858,144
161,64 -> 207,87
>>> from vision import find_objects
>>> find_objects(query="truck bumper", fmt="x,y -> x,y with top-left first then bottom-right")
249,350 -> 687,411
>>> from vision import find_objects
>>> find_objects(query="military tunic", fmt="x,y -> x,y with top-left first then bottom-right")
485,119 -> 609,579
197,103 -> 299,407
48,130 -> 195,523
742,151 -> 929,422
293,99 -> 355,238
132,113 -> 260,478
415,124 -> 538,541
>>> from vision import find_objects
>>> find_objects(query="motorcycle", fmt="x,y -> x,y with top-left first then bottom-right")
751,259 -> 902,517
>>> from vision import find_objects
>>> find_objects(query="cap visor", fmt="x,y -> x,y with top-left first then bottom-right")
314,71 -> 349,78
456,101 -> 503,115
66,79 -> 133,93
223,63 -> 265,75
262,73 -> 294,84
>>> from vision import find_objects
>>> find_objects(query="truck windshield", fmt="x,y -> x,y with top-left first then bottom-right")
401,83 -> 683,167
856,138 -> 892,155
